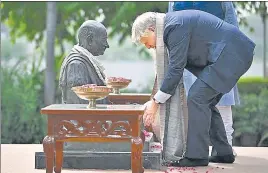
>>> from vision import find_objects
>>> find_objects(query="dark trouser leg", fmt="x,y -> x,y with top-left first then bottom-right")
185,78 -> 232,159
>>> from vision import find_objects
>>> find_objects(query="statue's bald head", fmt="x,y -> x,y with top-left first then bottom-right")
77,20 -> 109,56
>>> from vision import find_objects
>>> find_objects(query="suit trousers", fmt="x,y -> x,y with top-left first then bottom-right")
185,78 -> 233,159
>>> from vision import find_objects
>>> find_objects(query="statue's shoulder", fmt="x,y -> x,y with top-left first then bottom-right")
59,55 -> 88,82
66,58 -> 86,67
64,53 -> 86,65
64,52 -> 94,68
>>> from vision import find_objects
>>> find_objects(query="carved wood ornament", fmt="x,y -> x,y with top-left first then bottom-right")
56,120 -> 132,138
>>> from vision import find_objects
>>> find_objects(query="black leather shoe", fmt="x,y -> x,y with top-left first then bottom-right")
170,157 -> 209,167
211,147 -> 237,158
209,154 -> 235,163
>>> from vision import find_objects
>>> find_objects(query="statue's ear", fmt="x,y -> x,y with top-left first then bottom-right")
86,30 -> 94,45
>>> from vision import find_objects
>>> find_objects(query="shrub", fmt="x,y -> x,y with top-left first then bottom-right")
233,88 -> 268,146
1,60 -> 46,144
237,77 -> 268,95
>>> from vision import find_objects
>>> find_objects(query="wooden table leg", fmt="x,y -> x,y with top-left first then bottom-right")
140,130 -> 145,144
54,141 -> 64,173
43,136 -> 54,173
131,137 -> 144,173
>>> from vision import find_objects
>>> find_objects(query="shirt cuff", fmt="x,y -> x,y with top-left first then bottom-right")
153,90 -> 172,103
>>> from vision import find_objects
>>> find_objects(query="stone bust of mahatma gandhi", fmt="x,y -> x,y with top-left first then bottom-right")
59,20 -> 109,104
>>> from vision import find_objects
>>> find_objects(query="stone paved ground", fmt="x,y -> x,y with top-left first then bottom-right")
1,144 -> 268,173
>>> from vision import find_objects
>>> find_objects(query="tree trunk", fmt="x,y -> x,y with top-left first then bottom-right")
44,2 -> 57,105
262,15 -> 267,77
261,3 -> 267,78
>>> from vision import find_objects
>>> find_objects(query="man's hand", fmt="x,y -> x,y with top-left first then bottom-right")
143,99 -> 159,127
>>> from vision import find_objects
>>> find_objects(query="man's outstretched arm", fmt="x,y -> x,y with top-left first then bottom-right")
154,25 -> 190,103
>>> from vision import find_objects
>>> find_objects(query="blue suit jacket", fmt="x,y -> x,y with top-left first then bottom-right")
161,10 -> 255,95
168,1 -> 240,106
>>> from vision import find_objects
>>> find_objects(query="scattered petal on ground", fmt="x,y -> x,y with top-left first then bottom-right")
164,166 -> 220,173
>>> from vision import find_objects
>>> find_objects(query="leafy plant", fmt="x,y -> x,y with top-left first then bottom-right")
1,2 -> 168,47
238,76 -> 268,95
233,94 -> 259,137
257,89 -> 268,146
233,88 -> 268,146
258,129 -> 268,146
1,57 -> 46,144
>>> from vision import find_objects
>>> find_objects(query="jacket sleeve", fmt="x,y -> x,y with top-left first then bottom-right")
153,25 -> 190,103
221,2 -> 239,27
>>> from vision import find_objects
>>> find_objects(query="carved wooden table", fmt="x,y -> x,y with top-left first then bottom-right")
41,104 -> 145,173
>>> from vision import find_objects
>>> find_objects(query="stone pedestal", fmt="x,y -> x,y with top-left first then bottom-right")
35,151 -> 162,170
63,141 -> 150,152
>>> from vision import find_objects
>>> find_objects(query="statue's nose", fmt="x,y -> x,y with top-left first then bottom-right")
106,43 -> 110,48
